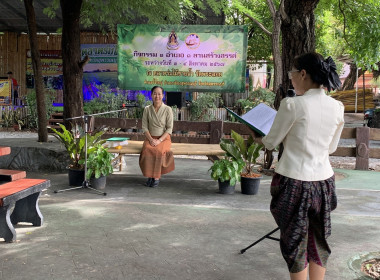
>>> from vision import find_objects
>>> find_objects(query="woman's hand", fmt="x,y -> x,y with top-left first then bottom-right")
149,139 -> 161,147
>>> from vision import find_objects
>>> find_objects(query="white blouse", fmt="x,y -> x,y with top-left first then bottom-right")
262,88 -> 345,181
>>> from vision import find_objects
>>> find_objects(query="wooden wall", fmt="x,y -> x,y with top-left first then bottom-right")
0,31 -> 117,98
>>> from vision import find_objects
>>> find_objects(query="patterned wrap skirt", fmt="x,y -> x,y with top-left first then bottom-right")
270,173 -> 337,273
139,134 -> 175,178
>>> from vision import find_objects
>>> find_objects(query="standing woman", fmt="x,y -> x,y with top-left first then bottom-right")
139,86 -> 175,187
261,53 -> 344,280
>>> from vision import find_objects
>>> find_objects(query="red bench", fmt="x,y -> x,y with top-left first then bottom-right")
0,179 -> 50,242
0,169 -> 26,182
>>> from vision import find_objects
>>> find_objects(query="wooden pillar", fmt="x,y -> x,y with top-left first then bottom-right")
355,126 -> 370,170
210,120 -> 223,144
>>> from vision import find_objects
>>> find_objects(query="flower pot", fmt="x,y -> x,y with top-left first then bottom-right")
90,175 -> 107,189
218,179 -> 236,194
68,168 -> 85,186
241,176 -> 262,195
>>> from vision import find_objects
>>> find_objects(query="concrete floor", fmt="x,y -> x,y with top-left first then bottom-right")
0,154 -> 379,280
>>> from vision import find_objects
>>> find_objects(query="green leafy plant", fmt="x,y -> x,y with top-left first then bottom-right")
50,124 -> 107,169
13,108 -> 25,130
220,130 -> 263,177
79,145 -> 114,179
84,84 -> 129,117
209,158 -> 245,186
25,89 -> 55,128
2,109 -> 13,128
236,88 -> 275,115
189,92 -> 221,121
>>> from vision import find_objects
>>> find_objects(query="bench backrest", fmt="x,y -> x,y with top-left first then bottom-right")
93,117 -> 253,144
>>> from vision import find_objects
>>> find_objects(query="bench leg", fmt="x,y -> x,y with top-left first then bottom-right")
10,192 -> 43,227
0,204 -> 17,242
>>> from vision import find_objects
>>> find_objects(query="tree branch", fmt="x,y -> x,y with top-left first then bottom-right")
78,55 -> 90,69
278,0 -> 288,23
338,0 -> 353,49
266,0 -> 276,19
243,13 -> 272,36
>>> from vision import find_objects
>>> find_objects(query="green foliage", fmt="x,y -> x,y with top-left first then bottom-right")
84,84 -> 128,117
220,130 -> 263,175
135,93 -> 152,119
79,145 -> 114,179
13,108 -> 25,130
226,0 -> 273,62
317,0 -> 380,68
50,124 -> 107,169
44,0 -> 225,33
1,110 -> 13,128
236,87 -> 275,114
189,93 -> 221,121
25,90 -> 55,129
209,158 -> 245,186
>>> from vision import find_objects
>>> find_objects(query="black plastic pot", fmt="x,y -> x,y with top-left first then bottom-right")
241,176 -> 262,195
68,168 -> 85,186
90,176 -> 107,189
218,179 -> 236,194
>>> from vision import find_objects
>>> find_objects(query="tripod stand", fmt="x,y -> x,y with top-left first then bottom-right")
54,114 -> 107,195
240,227 -> 280,254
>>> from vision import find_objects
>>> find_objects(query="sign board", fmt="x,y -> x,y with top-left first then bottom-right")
117,24 -> 248,93
81,44 -> 118,89
0,79 -> 11,105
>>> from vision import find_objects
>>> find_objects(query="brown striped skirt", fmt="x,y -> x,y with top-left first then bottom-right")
270,173 -> 337,273
139,135 -> 175,178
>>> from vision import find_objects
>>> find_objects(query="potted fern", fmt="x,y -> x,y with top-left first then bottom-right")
220,130 -> 264,195
209,158 -> 244,194
79,145 -> 114,189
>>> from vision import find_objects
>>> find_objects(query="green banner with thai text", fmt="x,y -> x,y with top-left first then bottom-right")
117,24 -> 248,92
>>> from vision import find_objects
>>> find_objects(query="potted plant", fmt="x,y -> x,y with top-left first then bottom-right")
220,130 -> 264,195
79,145 -> 114,189
50,123 -> 106,186
209,158 -> 245,194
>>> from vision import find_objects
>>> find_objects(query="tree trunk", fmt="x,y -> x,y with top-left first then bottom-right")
341,63 -> 364,90
272,10 -> 282,110
24,0 -> 48,142
281,0 -> 320,93
60,0 -> 84,128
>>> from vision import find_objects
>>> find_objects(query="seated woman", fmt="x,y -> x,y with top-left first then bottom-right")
139,86 -> 175,187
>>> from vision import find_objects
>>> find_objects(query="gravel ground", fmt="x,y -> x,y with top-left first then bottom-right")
2,130 -> 380,171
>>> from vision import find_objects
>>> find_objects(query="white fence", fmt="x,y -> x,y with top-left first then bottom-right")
173,107 -> 227,121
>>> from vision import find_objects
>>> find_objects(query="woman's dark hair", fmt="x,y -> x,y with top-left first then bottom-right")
293,52 -> 341,92
151,86 -> 164,93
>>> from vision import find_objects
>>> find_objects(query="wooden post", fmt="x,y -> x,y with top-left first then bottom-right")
355,126 -> 370,170
210,121 -> 223,144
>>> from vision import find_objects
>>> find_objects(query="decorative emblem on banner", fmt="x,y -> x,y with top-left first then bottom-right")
167,30 -> 179,50
185,33 -> 200,49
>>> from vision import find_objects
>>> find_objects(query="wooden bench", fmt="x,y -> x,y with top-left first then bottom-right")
0,169 -> 27,182
0,179 -> 50,242
107,141 -> 225,171
0,146 -> 11,156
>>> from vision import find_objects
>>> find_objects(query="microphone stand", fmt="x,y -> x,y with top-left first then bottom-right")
54,107 -> 134,196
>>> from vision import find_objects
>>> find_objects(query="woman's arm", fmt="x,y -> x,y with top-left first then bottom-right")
262,98 -> 296,151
